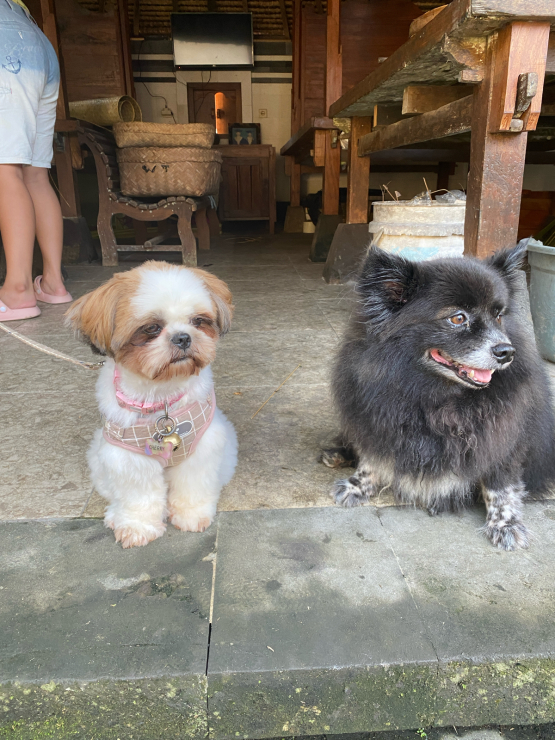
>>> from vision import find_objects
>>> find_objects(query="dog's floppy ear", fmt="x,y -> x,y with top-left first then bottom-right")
64,276 -> 127,355
356,246 -> 419,331
191,268 -> 234,335
485,241 -> 526,288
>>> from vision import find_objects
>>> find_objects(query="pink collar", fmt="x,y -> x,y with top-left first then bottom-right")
113,366 -> 187,414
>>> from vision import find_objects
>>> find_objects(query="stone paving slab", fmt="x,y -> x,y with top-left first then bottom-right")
208,504 -> 555,738
1,505 -> 555,738
0,519 -> 214,739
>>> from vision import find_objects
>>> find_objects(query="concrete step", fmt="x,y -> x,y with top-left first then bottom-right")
2,502 -> 555,739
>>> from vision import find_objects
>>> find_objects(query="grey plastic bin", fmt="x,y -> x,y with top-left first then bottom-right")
527,241 -> 555,362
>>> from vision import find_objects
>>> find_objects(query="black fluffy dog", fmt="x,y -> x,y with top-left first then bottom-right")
324,243 -> 555,550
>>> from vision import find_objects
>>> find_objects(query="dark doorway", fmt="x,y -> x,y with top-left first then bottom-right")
187,82 -> 242,135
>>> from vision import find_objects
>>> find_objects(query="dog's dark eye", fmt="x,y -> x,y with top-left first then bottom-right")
496,312 -> 504,324
448,313 -> 467,326
191,316 -> 209,327
143,324 -> 162,335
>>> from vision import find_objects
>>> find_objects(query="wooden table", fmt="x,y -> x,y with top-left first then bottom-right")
329,0 -> 555,257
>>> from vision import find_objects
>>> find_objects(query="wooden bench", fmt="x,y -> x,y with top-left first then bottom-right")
76,122 -> 213,267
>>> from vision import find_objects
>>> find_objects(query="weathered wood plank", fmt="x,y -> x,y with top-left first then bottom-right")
358,96 -> 473,156
329,0 -> 555,118
464,31 -> 528,258
346,117 -> 372,224
409,5 -> 447,37
472,0 -> 555,19
329,0 -> 480,117
402,84 -> 472,115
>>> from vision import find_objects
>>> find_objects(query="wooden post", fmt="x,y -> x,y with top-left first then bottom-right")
464,24 -> 549,257
290,161 -> 301,208
53,136 -> 80,218
346,117 -> 372,224
322,0 -> 342,217
436,161 -> 451,192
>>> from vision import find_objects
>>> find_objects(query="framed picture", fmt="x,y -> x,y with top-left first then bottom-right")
229,123 -> 260,145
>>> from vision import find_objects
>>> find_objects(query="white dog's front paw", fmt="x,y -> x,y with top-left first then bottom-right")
108,520 -> 166,549
169,505 -> 214,533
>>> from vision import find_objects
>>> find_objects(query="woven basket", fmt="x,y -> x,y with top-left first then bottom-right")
117,147 -> 223,197
113,122 -> 215,149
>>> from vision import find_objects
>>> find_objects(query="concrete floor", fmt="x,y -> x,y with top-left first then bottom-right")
1,232 -> 554,522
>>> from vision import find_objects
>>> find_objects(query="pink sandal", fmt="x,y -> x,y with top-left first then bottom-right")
0,297 -> 41,321
33,276 -> 73,304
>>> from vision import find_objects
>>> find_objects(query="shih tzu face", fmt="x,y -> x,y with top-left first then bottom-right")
66,262 -> 233,383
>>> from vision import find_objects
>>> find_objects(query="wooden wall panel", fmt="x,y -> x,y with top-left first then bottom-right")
55,0 -> 131,102
341,0 -> 422,94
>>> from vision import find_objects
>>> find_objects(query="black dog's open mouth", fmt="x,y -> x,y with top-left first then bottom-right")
429,348 -> 493,387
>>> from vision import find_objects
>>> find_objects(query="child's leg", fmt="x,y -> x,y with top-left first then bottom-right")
22,166 -> 66,297
0,164 -> 37,309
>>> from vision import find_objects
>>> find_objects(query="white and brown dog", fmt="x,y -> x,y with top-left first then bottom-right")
66,261 -> 238,548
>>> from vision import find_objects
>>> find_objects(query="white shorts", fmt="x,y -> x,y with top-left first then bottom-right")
0,0 -> 59,168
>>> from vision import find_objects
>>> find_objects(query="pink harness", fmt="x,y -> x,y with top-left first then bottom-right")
103,368 -> 216,468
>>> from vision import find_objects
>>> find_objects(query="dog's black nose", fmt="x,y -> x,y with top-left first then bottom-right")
492,343 -> 515,363
171,332 -> 191,349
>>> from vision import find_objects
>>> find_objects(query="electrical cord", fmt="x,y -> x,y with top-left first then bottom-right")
137,39 -> 177,123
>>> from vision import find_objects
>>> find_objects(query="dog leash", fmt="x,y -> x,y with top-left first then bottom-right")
0,322 -> 105,370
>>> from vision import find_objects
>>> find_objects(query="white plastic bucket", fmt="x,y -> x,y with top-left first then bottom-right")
369,201 -> 465,260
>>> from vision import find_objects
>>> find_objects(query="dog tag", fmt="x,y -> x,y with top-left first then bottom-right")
145,438 -> 173,460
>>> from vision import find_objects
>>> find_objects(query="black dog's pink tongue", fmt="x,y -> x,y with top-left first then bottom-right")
461,365 -> 493,384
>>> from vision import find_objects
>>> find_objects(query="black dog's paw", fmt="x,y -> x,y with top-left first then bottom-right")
319,447 -> 356,469
331,476 -> 373,508
484,521 -> 530,551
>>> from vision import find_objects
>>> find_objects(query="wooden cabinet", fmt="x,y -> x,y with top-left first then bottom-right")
215,145 -> 276,234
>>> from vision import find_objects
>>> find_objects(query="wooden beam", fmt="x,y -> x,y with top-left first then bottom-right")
489,21 -> 550,132
322,131 -> 340,215
402,85 -> 472,115
313,129 -> 327,167
464,31 -> 528,258
358,96 -> 473,156
291,0 -> 302,131
325,0 -> 342,114
346,117 -> 372,224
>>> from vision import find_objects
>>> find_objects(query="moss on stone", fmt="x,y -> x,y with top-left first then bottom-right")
0,677 -> 208,740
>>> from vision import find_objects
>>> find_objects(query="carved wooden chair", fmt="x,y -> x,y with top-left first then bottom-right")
76,122 -> 212,267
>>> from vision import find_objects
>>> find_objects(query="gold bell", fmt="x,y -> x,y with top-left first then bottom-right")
163,432 -> 181,451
